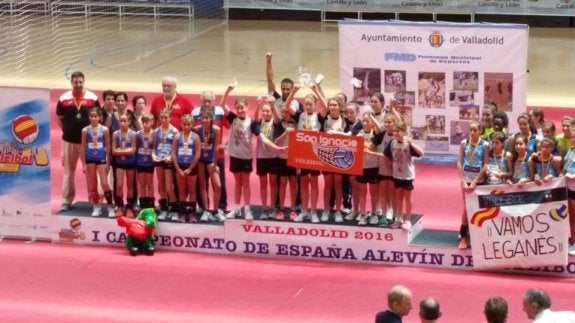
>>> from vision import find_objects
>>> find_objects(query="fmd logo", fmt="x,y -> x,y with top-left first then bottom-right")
384,53 -> 416,62
429,31 -> 444,48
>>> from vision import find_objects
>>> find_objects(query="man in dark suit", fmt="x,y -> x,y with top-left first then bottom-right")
375,285 -> 413,323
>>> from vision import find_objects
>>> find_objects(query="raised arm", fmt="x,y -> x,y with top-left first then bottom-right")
266,52 -> 276,96
310,83 -> 328,118
284,84 -> 301,116
220,84 -> 235,116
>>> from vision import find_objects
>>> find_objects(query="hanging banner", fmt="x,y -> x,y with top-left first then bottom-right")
465,177 -> 569,270
224,0 -> 575,16
0,87 -> 51,240
339,21 -> 527,160
287,130 -> 364,175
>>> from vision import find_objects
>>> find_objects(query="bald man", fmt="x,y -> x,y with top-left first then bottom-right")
150,76 -> 193,130
375,285 -> 413,323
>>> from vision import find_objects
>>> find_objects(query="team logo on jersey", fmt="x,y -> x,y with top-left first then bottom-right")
428,31 -> 444,48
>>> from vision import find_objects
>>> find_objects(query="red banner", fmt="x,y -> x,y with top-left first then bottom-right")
287,130 -> 364,175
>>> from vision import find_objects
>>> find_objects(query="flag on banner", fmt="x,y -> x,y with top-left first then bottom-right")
287,130 -> 364,175
465,177 -> 569,270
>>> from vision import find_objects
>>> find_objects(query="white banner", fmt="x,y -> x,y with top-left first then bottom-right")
224,0 -> 575,16
0,87 -> 51,240
50,215 -> 228,254
465,177 -> 569,269
339,21 -> 527,159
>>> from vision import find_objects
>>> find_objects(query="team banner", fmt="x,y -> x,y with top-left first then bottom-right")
0,87 -> 51,240
339,21 -> 527,159
224,0 -> 575,16
287,130 -> 364,175
465,177 -> 569,270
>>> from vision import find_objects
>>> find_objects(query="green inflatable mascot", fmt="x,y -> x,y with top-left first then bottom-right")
116,208 -> 157,256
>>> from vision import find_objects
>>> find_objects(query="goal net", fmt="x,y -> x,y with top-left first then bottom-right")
0,0 -> 227,89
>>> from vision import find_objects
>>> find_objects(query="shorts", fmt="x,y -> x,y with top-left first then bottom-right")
154,161 -> 174,170
257,158 -> 278,176
300,168 -> 320,176
277,158 -> 297,177
394,178 -> 414,190
357,167 -> 380,184
378,175 -> 394,182
230,156 -> 253,173
115,162 -> 136,170
178,164 -> 198,176
86,160 -> 106,165
136,166 -> 154,174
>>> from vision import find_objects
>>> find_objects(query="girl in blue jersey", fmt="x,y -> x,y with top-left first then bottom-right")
135,113 -> 155,210
172,114 -> 201,223
562,129 -> 575,256
507,134 -> 531,186
112,113 -> 138,217
195,108 -> 224,222
457,120 -> 490,249
254,96 -> 281,220
484,132 -> 510,185
152,108 -> 179,221
81,108 -> 114,217
506,113 -> 538,158
529,137 -> 562,185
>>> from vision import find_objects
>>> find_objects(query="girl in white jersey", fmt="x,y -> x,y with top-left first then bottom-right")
319,97 -> 346,223
222,86 -> 284,220
292,86 -> 322,223
384,121 -> 424,231
254,96 -> 281,220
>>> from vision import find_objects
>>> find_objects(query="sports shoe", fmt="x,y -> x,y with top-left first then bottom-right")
378,216 -> 393,227
268,209 -> 276,220
260,208 -> 269,220
369,213 -> 379,225
158,211 -> 168,221
294,211 -> 308,222
188,214 -> 198,223
321,210 -> 330,222
401,221 -> 412,231
200,210 -> 211,222
311,212 -> 320,223
345,211 -> 357,221
289,210 -> 298,220
458,237 -> 469,250
334,211 -> 343,223
196,207 -> 204,214
227,207 -> 241,219
357,214 -> 367,226
107,206 -> 115,218
244,208 -> 254,221
60,203 -> 71,212
215,209 -> 226,222
376,208 -> 383,217
568,244 -> 575,256
390,221 -> 401,229
169,212 -> 179,222
91,205 -> 101,217
276,211 -> 285,220
177,215 -> 186,223
342,208 -> 351,215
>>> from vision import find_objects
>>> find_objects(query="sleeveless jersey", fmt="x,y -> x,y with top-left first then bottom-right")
196,125 -> 216,163
154,126 -> 178,160
136,130 -> 154,167
114,129 -> 136,165
85,125 -> 107,163
462,138 -> 486,183
486,151 -> 508,185
175,131 -> 197,167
